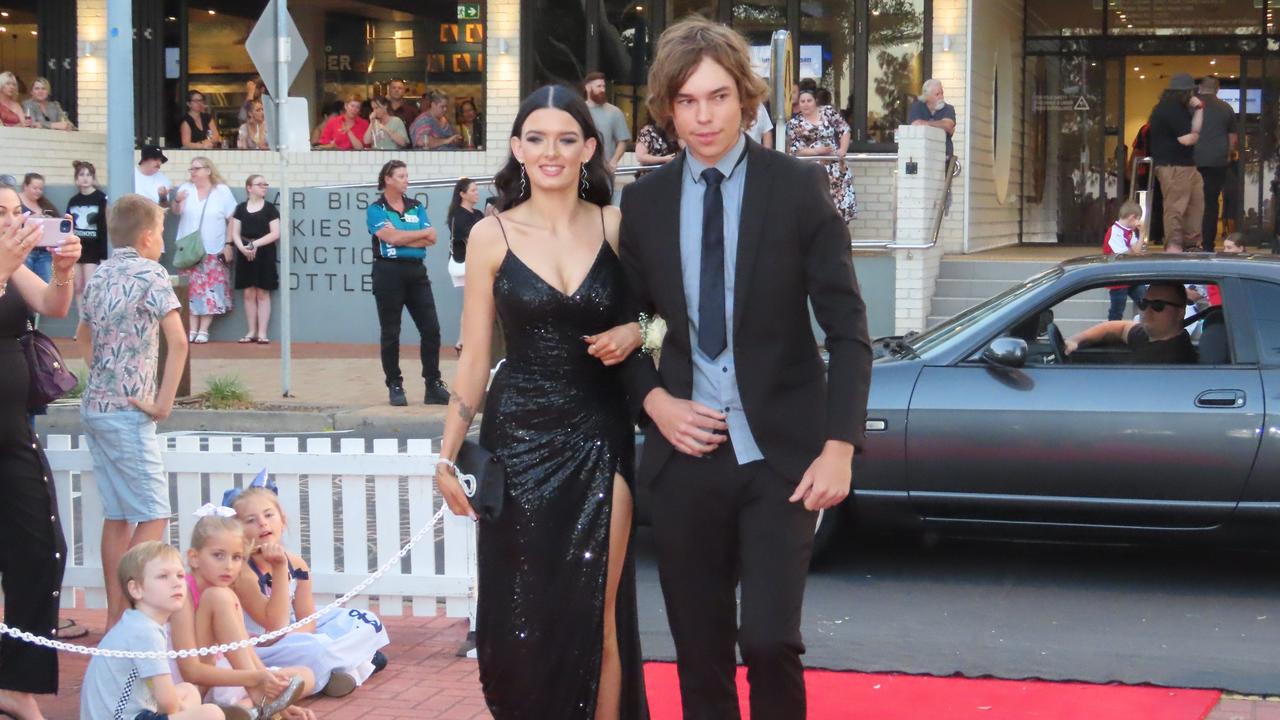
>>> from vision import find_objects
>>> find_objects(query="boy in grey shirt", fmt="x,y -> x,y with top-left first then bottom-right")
80,542 -> 222,720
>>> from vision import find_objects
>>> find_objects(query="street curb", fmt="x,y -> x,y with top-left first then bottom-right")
36,404 -> 445,438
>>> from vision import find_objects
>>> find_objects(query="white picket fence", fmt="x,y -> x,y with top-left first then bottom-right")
43,435 -> 477,623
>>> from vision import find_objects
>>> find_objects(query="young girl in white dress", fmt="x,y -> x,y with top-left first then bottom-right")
228,479 -> 390,698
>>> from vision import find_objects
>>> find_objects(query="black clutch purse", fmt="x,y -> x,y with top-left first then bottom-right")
455,440 -> 506,521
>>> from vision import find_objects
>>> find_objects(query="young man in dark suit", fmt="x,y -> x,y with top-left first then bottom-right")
618,16 -> 873,720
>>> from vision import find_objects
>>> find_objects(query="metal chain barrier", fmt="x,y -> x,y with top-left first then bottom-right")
0,506 -> 449,659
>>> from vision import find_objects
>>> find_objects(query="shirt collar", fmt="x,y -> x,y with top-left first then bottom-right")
114,246 -> 141,259
686,132 -> 748,185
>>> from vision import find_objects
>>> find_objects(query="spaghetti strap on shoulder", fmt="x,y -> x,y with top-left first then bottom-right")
598,206 -> 606,240
495,214 -> 510,248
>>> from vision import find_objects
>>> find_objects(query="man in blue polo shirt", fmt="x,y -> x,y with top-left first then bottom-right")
367,160 -> 449,406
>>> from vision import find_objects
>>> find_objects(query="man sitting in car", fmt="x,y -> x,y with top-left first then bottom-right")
1065,281 -> 1197,364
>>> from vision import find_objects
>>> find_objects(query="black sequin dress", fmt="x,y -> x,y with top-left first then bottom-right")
476,213 -> 648,719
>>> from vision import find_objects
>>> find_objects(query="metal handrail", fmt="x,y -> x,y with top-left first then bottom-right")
851,155 -> 958,251
1128,156 -> 1153,201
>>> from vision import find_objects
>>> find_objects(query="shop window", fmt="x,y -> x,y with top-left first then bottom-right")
165,0 -> 486,150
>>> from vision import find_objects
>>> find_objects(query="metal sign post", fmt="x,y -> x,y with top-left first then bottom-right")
248,0 -> 308,397
769,30 -> 793,153
274,0 -> 292,397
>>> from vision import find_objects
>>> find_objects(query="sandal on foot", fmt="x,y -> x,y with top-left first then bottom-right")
238,336 -> 255,344
255,337 -> 271,345
188,330 -> 198,342
258,674 -> 304,718
193,331 -> 209,344
55,618 -> 89,640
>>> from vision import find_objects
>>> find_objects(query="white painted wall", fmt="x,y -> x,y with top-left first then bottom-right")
964,0 -> 1024,253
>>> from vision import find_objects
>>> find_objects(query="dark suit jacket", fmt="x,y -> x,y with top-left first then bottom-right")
619,137 -> 873,485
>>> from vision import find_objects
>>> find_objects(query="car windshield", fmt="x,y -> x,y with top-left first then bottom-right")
908,266 -> 1063,356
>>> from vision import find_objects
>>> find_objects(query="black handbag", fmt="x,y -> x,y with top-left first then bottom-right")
21,322 -> 78,410
456,440 -> 506,521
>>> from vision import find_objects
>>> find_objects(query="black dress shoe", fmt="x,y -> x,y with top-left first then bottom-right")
388,383 -> 408,407
371,650 -> 389,674
424,379 -> 450,405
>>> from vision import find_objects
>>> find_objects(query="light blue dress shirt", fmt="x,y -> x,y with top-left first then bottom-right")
680,133 -> 763,465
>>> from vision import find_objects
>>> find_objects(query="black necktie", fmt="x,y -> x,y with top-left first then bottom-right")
699,166 -> 727,359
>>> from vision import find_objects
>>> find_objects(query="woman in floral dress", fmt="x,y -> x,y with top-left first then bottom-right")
172,156 -> 237,343
786,87 -> 857,223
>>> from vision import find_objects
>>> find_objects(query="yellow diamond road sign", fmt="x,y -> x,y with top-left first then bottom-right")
246,0 -> 309,101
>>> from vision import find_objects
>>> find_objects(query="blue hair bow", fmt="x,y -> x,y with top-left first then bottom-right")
221,468 -> 278,508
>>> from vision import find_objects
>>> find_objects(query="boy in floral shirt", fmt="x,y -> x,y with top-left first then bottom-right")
78,194 -> 188,630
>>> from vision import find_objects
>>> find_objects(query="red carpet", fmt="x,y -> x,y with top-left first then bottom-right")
643,663 -> 1221,720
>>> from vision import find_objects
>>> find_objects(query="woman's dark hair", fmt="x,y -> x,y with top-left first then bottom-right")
186,89 -> 205,105
1160,89 -> 1193,107
816,87 -> 832,106
21,173 -> 58,214
456,99 -> 478,125
492,85 -> 613,211
371,95 -> 389,109
446,177 -> 476,228
72,160 -> 98,182
377,160 -> 407,192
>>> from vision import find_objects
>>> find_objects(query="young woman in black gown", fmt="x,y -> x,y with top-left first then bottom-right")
0,185 -> 80,719
435,86 -> 648,719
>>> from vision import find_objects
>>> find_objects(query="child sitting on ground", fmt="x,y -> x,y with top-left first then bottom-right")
78,194 -> 189,630
80,541 -> 223,720
228,479 -> 390,698
168,510 -> 316,720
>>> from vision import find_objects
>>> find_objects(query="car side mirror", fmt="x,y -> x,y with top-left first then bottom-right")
982,337 -> 1028,368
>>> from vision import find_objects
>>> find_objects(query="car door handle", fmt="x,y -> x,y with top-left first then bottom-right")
1196,390 -> 1245,408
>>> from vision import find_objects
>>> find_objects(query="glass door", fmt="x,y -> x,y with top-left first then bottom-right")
1021,55 -> 1111,244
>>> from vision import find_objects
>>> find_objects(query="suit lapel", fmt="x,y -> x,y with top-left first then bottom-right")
734,140 -> 773,333
652,154 -> 689,334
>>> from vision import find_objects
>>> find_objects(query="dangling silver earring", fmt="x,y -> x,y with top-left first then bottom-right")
519,163 -> 528,197
580,165 -> 590,196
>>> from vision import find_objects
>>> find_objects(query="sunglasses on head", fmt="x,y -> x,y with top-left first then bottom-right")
1137,298 -> 1185,312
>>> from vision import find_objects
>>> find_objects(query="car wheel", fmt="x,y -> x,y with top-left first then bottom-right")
811,503 -> 846,565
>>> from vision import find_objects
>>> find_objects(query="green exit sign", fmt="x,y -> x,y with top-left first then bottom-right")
458,3 -> 480,20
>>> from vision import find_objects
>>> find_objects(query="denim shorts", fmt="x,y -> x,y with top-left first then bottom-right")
81,408 -> 171,522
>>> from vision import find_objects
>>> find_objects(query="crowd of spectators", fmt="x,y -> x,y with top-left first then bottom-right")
176,78 -> 485,152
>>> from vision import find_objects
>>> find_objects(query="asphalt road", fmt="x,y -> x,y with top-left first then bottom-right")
634,528 -> 1280,696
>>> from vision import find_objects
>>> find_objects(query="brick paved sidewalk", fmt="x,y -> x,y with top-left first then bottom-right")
36,608 -> 1280,719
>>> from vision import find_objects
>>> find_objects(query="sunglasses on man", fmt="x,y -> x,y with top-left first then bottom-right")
1136,298 -> 1185,312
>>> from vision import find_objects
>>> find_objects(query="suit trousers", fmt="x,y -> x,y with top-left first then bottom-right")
1198,165 -> 1227,252
650,440 -> 817,720
371,259 -> 442,387
1155,165 -> 1204,251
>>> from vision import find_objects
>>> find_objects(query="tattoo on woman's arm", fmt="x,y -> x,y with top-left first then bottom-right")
451,390 -> 478,425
